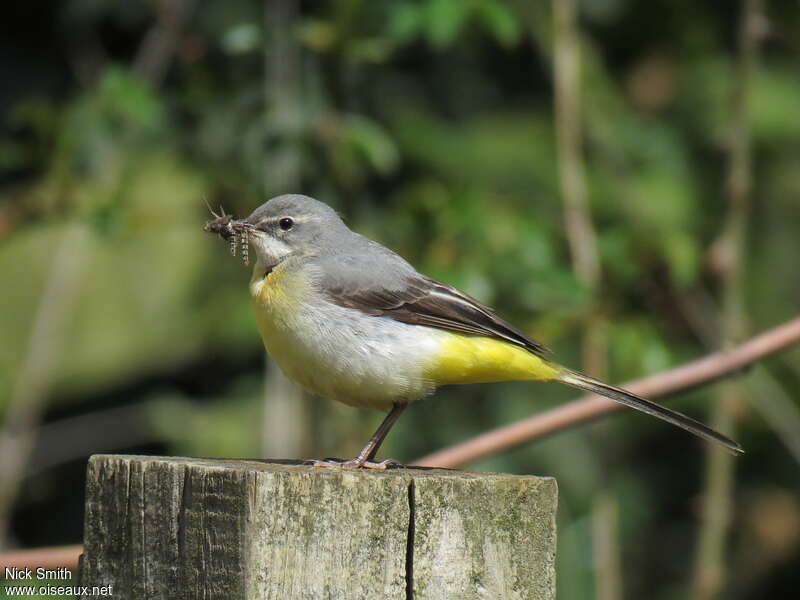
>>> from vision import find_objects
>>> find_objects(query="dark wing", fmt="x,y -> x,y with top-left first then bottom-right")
325,273 -> 548,356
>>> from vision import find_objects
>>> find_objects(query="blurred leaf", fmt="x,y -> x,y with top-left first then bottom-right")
387,2 -> 423,42
343,114 -> 400,174
0,139 -> 28,170
663,232 -> 700,287
425,0 -> 470,48
609,318 -> 675,380
751,69 -> 800,143
147,389 -> 261,458
474,0 -> 521,47
95,67 -> 164,130
346,38 -> 394,63
298,19 -> 338,51
221,22 -> 262,55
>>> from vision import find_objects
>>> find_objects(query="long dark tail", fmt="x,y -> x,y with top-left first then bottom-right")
559,370 -> 744,454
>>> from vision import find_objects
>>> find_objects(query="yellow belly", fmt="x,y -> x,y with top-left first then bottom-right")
425,333 -> 561,385
249,262 -> 314,374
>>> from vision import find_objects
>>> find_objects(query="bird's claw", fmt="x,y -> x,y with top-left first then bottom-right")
306,457 -> 404,471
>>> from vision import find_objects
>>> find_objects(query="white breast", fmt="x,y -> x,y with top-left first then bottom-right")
251,270 -> 443,410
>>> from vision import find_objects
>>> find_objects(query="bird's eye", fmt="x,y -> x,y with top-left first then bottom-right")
279,217 -> 294,231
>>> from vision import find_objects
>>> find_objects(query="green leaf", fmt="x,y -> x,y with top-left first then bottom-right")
751,69 -> 800,142
343,115 -> 400,175
663,232 -> 700,287
387,2 -> 423,43
297,19 -> 338,51
425,0 -> 469,48
474,0 -> 521,47
96,67 -> 163,129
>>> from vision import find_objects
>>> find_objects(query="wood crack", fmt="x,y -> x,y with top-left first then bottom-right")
405,479 -> 415,600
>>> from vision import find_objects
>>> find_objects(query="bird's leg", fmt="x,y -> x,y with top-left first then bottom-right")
310,403 -> 407,470
360,402 -> 406,465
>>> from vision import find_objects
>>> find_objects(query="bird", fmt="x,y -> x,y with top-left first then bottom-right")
205,194 -> 743,469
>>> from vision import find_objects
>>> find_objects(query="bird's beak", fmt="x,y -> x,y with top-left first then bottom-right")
204,215 -> 253,241
204,214 -> 256,265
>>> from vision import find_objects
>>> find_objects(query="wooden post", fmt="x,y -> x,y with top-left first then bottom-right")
79,455 -> 557,599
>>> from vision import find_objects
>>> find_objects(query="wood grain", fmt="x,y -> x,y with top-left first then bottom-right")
79,455 -> 557,599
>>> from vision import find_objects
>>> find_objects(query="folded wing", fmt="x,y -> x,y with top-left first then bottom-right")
324,270 -> 547,356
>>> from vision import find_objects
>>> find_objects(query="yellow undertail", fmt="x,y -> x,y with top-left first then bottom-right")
425,333 -> 562,385
426,332 -> 743,454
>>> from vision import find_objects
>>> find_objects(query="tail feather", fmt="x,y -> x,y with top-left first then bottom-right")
559,370 -> 744,455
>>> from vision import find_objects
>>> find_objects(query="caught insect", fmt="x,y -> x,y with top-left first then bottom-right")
204,203 -> 250,266
203,204 -> 234,238
240,229 -> 249,266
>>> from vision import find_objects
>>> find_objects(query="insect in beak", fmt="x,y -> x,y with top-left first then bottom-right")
204,205 -> 253,266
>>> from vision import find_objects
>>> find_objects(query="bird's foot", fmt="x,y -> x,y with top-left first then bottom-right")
306,457 -> 404,471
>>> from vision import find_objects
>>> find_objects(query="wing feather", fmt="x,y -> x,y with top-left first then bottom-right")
325,274 -> 547,356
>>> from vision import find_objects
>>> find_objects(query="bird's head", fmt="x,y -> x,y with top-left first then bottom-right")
205,194 -> 348,272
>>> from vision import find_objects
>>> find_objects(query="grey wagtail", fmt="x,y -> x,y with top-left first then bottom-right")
205,194 -> 743,469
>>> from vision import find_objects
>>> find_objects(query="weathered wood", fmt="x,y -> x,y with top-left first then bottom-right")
79,455 -> 557,599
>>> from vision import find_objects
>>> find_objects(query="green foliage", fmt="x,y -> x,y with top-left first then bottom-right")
147,380 -> 263,458
388,0 -> 521,48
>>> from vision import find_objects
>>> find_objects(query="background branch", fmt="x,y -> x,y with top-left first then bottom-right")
673,283 -> 800,466
0,544 -> 82,572
415,315 -> 800,468
553,1 -> 620,598
261,0 -> 309,460
133,0 -> 195,86
554,0 -> 599,292
692,1 -> 763,597
0,224 -> 90,549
